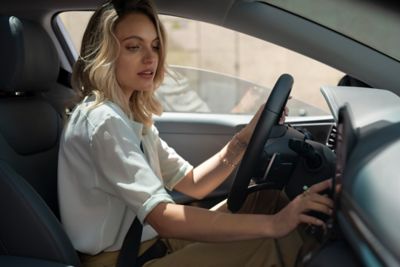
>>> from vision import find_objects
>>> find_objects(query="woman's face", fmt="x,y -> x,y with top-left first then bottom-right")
114,13 -> 159,98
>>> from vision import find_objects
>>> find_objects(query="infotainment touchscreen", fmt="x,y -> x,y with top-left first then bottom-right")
334,104 -> 357,198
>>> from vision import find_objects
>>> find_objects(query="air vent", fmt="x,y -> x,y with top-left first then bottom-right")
326,125 -> 337,152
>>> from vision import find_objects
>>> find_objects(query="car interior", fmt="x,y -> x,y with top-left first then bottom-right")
1,0 -> 399,266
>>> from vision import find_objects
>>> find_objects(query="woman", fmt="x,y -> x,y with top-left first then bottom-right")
58,0 -> 334,266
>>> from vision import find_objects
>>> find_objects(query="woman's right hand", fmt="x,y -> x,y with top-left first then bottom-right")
271,179 -> 335,238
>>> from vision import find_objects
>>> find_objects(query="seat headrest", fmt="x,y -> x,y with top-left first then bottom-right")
0,16 -> 60,93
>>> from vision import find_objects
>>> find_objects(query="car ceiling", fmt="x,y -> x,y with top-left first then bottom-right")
2,0 -> 400,96
1,0 -> 235,20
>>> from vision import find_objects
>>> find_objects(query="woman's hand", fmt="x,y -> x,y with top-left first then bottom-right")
271,179 -> 335,238
237,101 -> 290,144
279,105 -> 289,125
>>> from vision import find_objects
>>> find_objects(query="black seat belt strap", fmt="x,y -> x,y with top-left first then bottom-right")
116,141 -> 145,267
116,142 -> 168,267
116,217 -> 143,267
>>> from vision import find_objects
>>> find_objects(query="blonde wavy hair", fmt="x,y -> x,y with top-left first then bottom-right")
72,0 -> 165,127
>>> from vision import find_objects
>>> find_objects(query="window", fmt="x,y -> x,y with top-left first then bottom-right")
58,12 -> 343,116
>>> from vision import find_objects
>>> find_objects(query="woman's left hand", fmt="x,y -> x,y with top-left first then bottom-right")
237,103 -> 289,144
279,105 -> 289,125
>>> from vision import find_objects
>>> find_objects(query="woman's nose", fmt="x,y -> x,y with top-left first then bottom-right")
143,48 -> 157,64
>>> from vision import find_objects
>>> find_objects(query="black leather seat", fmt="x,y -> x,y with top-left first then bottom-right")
0,15 -> 80,266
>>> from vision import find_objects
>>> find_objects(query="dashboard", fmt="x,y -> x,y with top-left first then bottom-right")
320,85 -> 400,266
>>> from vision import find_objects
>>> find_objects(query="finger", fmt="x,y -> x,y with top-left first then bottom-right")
284,106 -> 289,116
336,184 -> 342,193
309,179 -> 332,194
299,214 -> 325,227
309,193 -> 334,208
304,201 -> 333,216
279,115 -> 285,125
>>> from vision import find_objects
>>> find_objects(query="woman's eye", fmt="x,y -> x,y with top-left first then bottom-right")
152,40 -> 160,51
127,46 -> 139,51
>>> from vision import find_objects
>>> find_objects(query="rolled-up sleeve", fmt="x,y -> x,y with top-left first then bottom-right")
90,115 -> 174,223
150,126 -> 193,191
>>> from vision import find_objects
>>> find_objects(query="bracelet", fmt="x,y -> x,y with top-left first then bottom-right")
220,155 -> 239,168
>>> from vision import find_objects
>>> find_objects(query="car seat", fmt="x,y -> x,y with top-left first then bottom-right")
0,15 -> 80,266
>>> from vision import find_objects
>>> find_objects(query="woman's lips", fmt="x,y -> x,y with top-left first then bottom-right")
138,70 -> 154,79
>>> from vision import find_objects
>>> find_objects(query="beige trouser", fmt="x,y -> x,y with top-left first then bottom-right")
80,190 -> 316,267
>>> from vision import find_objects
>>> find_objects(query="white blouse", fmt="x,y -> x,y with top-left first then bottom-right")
58,98 -> 193,255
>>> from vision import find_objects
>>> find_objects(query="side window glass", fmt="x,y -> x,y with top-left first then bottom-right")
58,13 -> 343,116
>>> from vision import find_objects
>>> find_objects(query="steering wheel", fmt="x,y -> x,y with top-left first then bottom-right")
227,74 -> 293,212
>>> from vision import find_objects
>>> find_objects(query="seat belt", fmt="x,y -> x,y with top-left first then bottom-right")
116,142 -> 167,267
116,217 -> 143,267
116,142 -> 145,267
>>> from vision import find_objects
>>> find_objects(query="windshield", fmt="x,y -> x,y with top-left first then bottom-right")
261,0 -> 400,61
